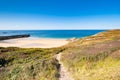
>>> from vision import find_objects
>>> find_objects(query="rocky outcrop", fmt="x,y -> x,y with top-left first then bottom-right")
67,37 -> 78,42
0,34 -> 30,40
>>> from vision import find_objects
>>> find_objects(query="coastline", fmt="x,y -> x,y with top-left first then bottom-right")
0,30 -> 106,48
0,37 -> 68,48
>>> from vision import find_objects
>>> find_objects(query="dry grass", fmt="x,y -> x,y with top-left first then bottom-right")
0,47 -> 64,80
61,30 -> 120,80
0,30 -> 120,80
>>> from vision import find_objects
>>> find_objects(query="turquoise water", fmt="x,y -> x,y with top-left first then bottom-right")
0,30 -> 105,39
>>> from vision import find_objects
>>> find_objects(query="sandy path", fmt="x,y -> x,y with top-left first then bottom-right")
56,53 -> 74,80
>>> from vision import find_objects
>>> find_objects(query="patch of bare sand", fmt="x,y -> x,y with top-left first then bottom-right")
0,38 -> 68,48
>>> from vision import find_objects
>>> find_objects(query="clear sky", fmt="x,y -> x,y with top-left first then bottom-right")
0,0 -> 120,30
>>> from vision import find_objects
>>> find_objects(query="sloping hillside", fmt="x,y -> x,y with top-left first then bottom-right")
61,30 -> 120,80
0,30 -> 120,80
0,47 -> 64,80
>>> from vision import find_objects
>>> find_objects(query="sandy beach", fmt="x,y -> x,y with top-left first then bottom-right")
0,37 -> 68,48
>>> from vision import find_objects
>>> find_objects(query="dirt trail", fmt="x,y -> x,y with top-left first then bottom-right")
56,53 -> 74,80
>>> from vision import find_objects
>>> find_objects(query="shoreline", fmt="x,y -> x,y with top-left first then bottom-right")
0,37 -> 68,48
28,36 -> 69,40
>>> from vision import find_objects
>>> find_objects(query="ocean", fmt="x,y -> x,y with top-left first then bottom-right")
0,30 -> 105,39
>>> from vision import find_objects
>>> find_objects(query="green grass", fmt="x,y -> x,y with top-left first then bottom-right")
0,30 -> 120,80
0,47 -> 64,80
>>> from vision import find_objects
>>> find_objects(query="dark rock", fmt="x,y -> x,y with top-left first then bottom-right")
0,34 -> 30,40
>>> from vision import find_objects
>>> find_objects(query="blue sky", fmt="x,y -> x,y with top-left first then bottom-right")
0,0 -> 120,30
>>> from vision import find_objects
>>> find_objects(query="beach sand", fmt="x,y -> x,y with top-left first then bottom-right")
0,37 -> 68,48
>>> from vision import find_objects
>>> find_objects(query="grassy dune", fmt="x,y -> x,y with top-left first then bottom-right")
61,30 -> 120,80
0,47 -> 64,80
0,30 -> 120,80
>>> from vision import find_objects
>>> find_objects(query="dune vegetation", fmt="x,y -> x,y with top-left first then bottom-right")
0,47 -> 65,80
61,30 -> 120,80
0,30 -> 120,80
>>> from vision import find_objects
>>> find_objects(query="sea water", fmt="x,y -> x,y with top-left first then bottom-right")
0,30 -> 105,39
